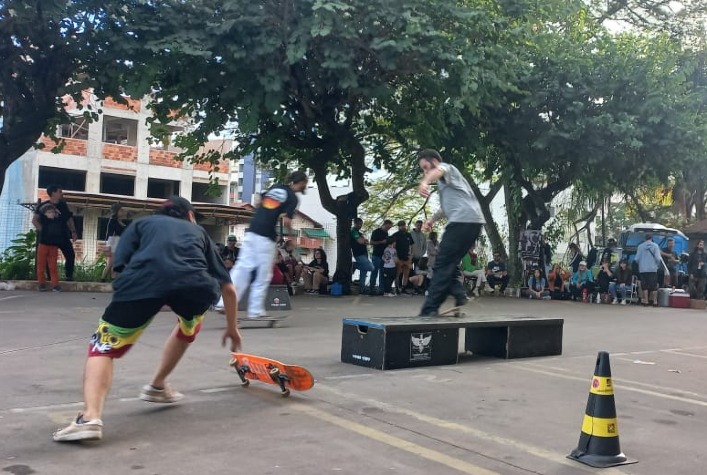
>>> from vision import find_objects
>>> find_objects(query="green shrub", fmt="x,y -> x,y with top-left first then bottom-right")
0,230 -> 37,280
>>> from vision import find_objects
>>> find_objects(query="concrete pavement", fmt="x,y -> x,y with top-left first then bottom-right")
1,290 -> 706,475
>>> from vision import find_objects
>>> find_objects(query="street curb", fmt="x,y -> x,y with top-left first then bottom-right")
3,280 -> 113,293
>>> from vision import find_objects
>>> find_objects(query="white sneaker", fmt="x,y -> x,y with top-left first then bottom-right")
612,298 -> 618,305
139,384 -> 184,403
596,294 -> 601,304
621,299 -> 627,305
53,413 -> 103,442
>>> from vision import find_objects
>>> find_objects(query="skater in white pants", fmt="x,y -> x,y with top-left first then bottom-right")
217,171 -> 308,318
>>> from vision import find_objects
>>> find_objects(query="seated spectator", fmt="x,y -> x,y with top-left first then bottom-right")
527,268 -> 550,300
595,259 -> 614,304
221,235 -> 239,265
303,249 -> 329,294
548,264 -> 571,300
408,260 -> 430,295
461,246 -> 486,297
570,261 -> 595,302
280,240 -> 304,285
271,252 -> 288,286
486,251 -> 510,295
610,258 -> 633,305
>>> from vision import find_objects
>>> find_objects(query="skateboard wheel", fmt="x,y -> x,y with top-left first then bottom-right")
241,379 -> 250,387
281,389 -> 291,397
269,367 -> 280,377
228,357 -> 238,367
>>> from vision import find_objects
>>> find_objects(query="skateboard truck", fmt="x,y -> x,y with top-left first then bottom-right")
267,365 -> 291,397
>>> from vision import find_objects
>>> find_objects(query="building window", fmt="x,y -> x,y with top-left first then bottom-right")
147,178 -> 180,199
38,166 -> 86,192
103,116 -> 138,146
59,117 -> 89,140
100,173 -> 135,196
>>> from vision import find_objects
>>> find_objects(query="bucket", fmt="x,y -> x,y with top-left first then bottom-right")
330,282 -> 343,296
657,288 -> 671,307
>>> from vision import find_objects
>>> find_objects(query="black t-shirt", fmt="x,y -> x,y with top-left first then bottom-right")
35,200 -> 73,240
38,214 -> 65,246
351,227 -> 367,257
220,246 -> 239,263
393,231 -> 414,260
112,214 -> 230,303
106,218 -> 127,239
486,260 -> 507,275
248,184 -> 299,241
307,258 -> 329,277
370,228 -> 388,257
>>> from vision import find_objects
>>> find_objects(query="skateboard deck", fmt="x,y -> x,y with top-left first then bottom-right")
238,315 -> 289,328
437,306 -> 466,317
229,352 -> 314,397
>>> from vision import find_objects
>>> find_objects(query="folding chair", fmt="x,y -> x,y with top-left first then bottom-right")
626,275 -> 639,304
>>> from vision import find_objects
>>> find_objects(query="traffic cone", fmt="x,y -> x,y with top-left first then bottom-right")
568,351 -> 637,468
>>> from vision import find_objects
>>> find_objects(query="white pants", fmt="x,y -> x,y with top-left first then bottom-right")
216,232 -> 276,317
462,269 -> 486,283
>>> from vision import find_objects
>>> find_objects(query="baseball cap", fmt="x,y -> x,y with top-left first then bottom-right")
579,261 -> 587,266
159,196 -> 202,219
227,235 -> 237,242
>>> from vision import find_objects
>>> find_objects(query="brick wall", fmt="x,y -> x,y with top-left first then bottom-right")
103,97 -> 142,112
149,149 -> 182,168
194,159 -> 230,174
38,136 -> 87,156
103,143 -> 138,162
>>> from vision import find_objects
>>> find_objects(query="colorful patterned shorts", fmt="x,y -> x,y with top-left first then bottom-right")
88,294 -> 211,358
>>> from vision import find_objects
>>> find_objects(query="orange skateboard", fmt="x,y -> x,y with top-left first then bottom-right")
229,353 -> 314,397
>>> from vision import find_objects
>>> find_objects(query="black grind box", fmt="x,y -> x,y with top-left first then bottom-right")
341,318 -> 459,370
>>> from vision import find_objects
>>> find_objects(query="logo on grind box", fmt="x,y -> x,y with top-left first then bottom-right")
410,332 -> 432,361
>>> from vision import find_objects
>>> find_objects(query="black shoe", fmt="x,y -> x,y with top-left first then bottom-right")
455,296 -> 471,307
418,311 -> 438,317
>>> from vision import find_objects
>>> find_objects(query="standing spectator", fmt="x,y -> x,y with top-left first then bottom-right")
52,196 -> 240,443
393,220 -> 414,293
611,258 -> 633,305
635,234 -> 663,306
600,238 -> 618,267
661,238 -> 679,288
416,149 -> 485,316
369,219 -> 393,296
486,252 -> 510,295
527,268 -> 550,300
224,171 -> 308,318
460,246 -> 486,297
101,203 -> 128,282
570,261 -> 595,301
280,240 -> 303,286
32,184 -> 78,281
688,240 -> 706,300
303,249 -> 329,294
410,220 -> 427,273
351,218 -> 373,291
35,203 -> 64,292
382,237 -> 398,297
568,242 -> 584,273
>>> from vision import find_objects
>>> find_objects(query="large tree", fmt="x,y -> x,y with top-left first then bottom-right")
0,0 -> 131,194
112,0 -> 520,290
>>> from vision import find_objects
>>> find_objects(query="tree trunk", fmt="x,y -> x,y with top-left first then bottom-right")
504,178 -> 523,286
467,177 -> 506,257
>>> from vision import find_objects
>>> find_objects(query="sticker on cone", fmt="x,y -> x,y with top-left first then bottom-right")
567,351 -> 638,468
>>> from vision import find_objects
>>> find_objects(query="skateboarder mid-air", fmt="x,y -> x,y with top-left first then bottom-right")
416,149 -> 485,317
53,196 -> 242,442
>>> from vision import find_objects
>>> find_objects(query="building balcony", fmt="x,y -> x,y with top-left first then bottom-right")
103,143 -> 138,162
38,136 -> 87,156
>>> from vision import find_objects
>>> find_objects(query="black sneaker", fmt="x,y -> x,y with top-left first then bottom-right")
418,311 -> 439,317
455,296 -> 471,307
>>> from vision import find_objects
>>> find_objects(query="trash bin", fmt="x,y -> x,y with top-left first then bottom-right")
658,288 -> 671,307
